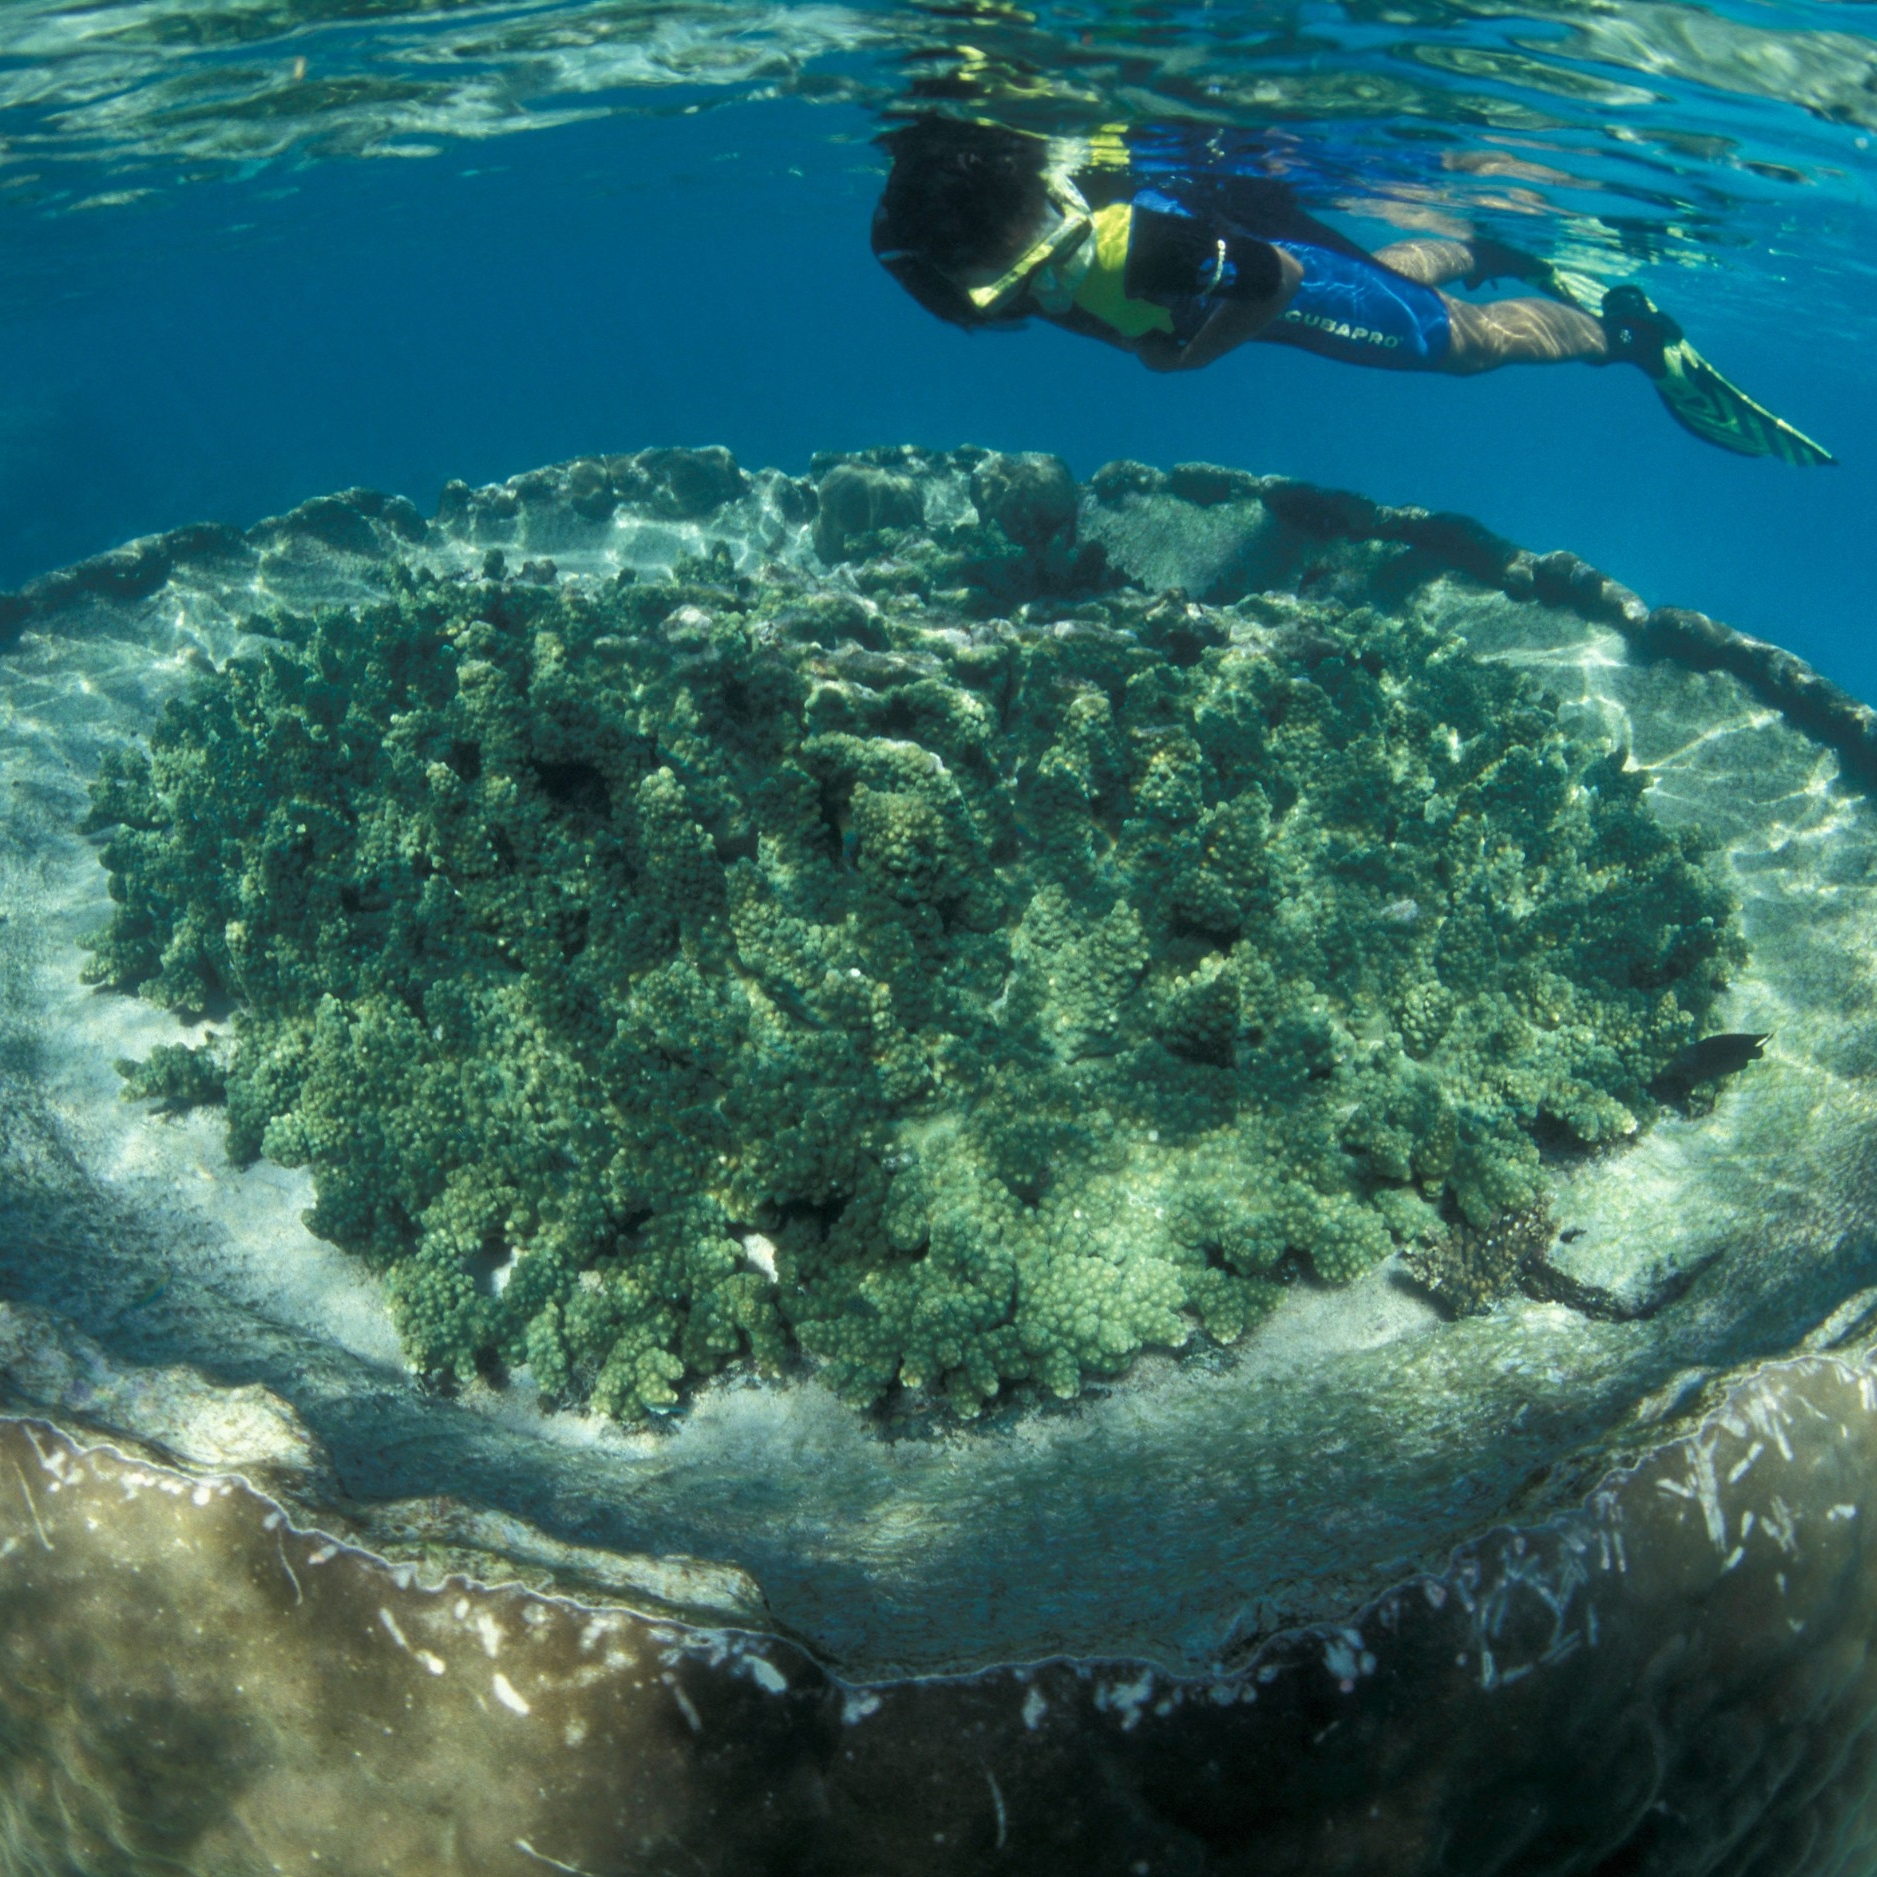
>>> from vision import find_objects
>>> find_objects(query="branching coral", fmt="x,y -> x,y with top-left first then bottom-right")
80,489 -> 1743,1421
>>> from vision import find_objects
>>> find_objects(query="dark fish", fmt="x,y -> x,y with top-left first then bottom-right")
1650,1031 -> 1769,1103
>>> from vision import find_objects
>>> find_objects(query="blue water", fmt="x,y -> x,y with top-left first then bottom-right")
3,3 -> 1874,696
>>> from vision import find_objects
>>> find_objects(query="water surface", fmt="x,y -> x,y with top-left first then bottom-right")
1,0 -> 1872,691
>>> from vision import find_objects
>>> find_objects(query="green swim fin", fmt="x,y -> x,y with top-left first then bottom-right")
1651,332 -> 1835,466
1594,282 -> 1834,466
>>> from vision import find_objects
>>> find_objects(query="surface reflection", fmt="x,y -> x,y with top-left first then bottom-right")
0,0 -> 1868,284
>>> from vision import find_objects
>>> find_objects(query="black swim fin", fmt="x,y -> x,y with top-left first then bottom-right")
1594,281 -> 1834,466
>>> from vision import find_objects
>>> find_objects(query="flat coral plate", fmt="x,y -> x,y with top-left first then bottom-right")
1,446 -> 1874,1692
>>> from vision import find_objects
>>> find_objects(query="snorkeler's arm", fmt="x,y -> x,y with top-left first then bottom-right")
1134,246 -> 1303,372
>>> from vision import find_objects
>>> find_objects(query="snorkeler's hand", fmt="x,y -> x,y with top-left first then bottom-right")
1135,332 -> 1188,372
1134,273 -> 1299,373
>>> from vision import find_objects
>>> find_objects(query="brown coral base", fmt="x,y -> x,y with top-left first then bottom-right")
2,1341 -> 1875,1876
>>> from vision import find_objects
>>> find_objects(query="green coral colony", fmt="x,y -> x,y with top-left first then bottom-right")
80,453 -> 1743,1422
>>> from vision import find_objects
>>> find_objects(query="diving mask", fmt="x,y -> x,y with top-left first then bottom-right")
961,173 -> 1094,317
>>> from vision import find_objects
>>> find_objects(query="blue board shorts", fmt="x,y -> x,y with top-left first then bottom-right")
1261,240 -> 1452,370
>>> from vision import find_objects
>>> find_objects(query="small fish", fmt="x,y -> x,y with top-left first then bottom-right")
1650,1031 -> 1769,1103
116,1274 -> 173,1319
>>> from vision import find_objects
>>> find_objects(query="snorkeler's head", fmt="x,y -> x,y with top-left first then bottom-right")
872,117 -> 1050,326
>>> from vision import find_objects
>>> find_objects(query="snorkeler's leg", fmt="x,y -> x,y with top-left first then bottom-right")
1444,283 -> 1833,461
1371,238 -> 1475,287
1440,294 -> 1607,372
1373,234 -> 1552,289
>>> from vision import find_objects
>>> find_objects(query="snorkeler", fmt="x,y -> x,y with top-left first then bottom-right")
872,118 -> 1832,466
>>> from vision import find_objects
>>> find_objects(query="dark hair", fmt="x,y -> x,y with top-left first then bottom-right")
872,118 -> 1048,327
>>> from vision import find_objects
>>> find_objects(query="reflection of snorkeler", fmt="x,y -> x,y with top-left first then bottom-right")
872,118 -> 1832,465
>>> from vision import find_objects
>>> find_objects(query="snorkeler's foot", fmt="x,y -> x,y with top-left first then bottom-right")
1598,283 -> 1682,376
1462,235 -> 1556,291
1599,283 -> 1834,465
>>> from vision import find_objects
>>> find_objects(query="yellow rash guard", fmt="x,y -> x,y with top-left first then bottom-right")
1067,202 -> 1174,338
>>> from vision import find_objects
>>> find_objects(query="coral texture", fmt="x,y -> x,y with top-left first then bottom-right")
80,473 -> 1742,1419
